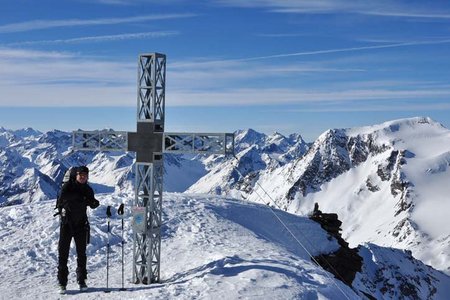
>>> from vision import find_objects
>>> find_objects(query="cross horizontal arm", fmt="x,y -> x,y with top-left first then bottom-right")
163,132 -> 234,155
73,130 -> 128,151
73,130 -> 235,155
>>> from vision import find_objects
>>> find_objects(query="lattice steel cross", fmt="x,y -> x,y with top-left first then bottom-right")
73,53 -> 234,284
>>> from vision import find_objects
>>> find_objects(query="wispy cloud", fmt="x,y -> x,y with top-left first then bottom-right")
216,0 -> 450,19
0,47 -> 74,59
164,38 -> 450,69
256,33 -> 308,38
0,13 -> 196,33
0,47 -> 364,95
0,48 -> 134,86
168,58 -> 365,91
93,0 -> 185,5
205,38 -> 450,63
362,11 -> 450,19
6,31 -> 179,46
1,47 -> 450,111
95,0 -> 133,4
168,88 -> 450,107
283,103 -> 450,113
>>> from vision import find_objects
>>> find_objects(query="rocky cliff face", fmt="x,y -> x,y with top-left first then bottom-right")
286,129 -> 388,200
310,206 -> 448,300
310,206 -> 363,287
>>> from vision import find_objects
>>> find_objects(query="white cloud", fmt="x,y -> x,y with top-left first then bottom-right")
95,0 -> 133,4
6,31 -> 179,46
362,11 -> 450,19
0,14 -> 196,33
215,0 -> 450,19
93,0 -> 185,5
168,58 -> 365,91
0,84 -> 133,107
0,48 -> 134,86
227,39 -> 450,62
167,88 -> 450,107
0,48 -> 73,59
283,103 -> 450,113
1,48 -> 449,111
256,33 -> 309,38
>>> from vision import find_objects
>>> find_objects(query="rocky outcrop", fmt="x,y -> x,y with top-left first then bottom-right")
287,130 -> 389,199
310,204 -> 363,286
376,149 -> 415,216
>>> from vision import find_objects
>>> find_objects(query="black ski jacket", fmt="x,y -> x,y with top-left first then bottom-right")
57,181 -> 99,227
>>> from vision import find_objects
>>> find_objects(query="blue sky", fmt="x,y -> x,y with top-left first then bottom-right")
1,0 -> 450,141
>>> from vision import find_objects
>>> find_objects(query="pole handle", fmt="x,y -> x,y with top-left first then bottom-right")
106,205 -> 112,217
118,203 -> 124,216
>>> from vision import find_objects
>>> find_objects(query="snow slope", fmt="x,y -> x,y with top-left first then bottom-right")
0,193 -> 360,300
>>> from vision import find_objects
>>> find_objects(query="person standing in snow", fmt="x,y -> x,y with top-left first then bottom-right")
56,166 -> 99,294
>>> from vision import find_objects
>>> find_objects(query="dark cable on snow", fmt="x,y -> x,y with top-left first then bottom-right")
240,164 -> 350,286
231,155 -> 352,300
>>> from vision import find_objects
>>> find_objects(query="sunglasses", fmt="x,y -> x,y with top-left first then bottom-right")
77,172 -> 88,177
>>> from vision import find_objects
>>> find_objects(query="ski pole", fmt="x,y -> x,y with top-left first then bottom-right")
117,203 -> 126,291
105,205 -> 112,293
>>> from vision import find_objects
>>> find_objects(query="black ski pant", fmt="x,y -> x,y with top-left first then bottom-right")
57,222 -> 88,286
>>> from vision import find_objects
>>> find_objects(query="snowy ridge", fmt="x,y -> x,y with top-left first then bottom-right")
1,193 -> 449,299
0,193 -> 351,299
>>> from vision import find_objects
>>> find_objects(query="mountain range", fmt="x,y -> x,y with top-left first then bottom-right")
1,117 -> 449,299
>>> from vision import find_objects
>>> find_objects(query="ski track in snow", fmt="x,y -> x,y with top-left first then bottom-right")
0,193 -> 357,300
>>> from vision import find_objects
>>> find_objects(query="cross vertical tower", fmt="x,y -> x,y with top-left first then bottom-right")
72,53 -> 234,285
128,53 -> 166,284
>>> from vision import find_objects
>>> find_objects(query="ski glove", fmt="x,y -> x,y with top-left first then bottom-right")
89,199 -> 100,209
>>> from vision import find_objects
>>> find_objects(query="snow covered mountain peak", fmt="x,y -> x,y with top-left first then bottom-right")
12,127 -> 43,138
346,116 -> 444,135
234,128 -> 267,151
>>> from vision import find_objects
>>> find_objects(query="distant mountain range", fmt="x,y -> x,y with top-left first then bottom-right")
1,117 -> 449,280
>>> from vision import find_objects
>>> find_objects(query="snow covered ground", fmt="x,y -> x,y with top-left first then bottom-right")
0,192 -> 359,300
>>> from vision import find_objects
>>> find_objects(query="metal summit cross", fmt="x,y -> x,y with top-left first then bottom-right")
72,53 -> 234,284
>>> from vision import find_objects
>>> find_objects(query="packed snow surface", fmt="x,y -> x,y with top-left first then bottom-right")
0,193 -> 359,299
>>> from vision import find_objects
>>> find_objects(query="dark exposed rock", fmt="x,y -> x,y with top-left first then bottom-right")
377,150 -> 398,181
287,130 -> 388,200
357,245 -> 439,299
375,149 -> 415,216
310,204 -> 363,286
366,177 -> 380,192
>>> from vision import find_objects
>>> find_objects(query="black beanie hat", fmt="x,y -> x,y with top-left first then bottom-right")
77,166 -> 89,174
